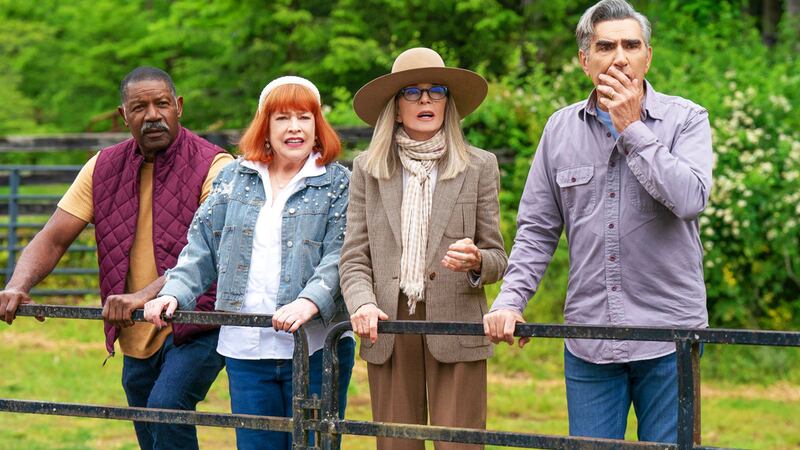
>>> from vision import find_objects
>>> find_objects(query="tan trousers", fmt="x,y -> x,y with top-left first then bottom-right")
367,295 -> 487,450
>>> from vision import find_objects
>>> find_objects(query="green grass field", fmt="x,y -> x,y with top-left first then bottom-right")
1,299 -> 798,450
2,184 -> 799,448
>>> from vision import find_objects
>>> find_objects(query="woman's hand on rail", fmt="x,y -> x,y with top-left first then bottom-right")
272,298 -> 319,333
350,303 -> 389,344
143,296 -> 178,329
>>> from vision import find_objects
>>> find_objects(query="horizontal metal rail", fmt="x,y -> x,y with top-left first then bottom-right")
377,320 -> 800,346
5,305 -> 785,449
0,222 -> 48,229
335,420 -> 691,449
5,305 -> 313,443
12,304 -> 800,345
0,165 -> 86,171
0,194 -> 63,201
0,129 -> 372,152
14,304 -> 278,328
6,245 -> 98,252
0,399 -> 292,432
29,288 -> 98,296
0,267 -> 98,276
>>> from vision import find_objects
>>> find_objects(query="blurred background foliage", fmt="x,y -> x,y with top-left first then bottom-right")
1,0 -> 799,331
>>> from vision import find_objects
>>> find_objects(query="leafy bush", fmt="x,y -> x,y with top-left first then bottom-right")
1,0 -> 799,330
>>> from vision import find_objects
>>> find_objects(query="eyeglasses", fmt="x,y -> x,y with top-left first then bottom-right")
397,85 -> 449,102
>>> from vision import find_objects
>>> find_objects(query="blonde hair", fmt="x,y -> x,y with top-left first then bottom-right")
362,96 -> 470,180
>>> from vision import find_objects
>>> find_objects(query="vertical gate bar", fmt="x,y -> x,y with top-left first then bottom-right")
292,327 -> 310,449
319,323 -> 350,450
5,169 -> 21,286
675,339 -> 696,449
691,342 -> 701,445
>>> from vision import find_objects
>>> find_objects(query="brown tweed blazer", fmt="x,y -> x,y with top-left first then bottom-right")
339,147 -> 507,364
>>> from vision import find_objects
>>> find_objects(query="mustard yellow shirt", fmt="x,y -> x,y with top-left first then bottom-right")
58,151 -> 233,358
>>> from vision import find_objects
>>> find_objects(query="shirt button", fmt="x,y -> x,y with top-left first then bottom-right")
288,208 -> 296,214
606,132 -> 612,138
611,286 -> 618,292
571,177 -> 577,182
609,255 -> 616,262
429,272 -> 436,280
287,241 -> 293,248
609,192 -> 616,198
608,223 -> 615,229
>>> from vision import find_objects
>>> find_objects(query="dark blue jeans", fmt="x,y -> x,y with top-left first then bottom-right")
225,337 -> 356,450
121,330 -> 225,450
564,347 -> 680,443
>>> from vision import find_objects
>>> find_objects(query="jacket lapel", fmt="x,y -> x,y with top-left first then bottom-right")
425,168 -> 466,267
378,169 -> 403,247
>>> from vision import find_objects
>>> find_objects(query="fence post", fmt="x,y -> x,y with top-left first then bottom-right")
292,328 -> 312,449
319,323 -> 351,450
676,339 -> 702,449
4,168 -> 21,286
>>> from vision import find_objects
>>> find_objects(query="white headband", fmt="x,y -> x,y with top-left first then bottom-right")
257,76 -> 321,111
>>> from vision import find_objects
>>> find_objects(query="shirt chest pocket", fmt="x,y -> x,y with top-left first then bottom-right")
556,165 -> 597,216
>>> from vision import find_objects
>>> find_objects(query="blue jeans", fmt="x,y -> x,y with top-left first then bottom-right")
564,347 -> 679,443
121,330 -> 225,450
225,337 -> 356,450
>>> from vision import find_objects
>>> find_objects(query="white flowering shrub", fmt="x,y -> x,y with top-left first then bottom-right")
702,80 -> 800,328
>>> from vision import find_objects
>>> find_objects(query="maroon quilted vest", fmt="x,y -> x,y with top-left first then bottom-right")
93,127 -> 227,355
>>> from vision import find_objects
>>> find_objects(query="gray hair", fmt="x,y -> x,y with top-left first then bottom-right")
119,66 -> 177,104
576,0 -> 651,54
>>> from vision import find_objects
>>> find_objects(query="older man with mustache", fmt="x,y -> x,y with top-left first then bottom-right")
0,66 -> 233,449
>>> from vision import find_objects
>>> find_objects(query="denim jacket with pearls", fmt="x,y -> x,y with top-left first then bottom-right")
161,158 -> 351,327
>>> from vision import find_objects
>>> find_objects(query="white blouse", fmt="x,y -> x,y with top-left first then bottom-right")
216,153 -> 334,360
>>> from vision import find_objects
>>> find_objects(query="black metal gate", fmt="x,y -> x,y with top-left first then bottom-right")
3,304 -> 799,449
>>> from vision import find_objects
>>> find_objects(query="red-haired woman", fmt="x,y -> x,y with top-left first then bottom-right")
144,76 -> 354,450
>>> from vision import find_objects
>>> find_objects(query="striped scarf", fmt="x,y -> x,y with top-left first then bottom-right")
395,127 -> 446,315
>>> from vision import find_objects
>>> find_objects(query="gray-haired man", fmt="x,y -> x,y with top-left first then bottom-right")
483,0 -> 712,443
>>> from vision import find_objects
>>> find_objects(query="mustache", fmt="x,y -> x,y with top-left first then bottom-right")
141,121 -> 169,134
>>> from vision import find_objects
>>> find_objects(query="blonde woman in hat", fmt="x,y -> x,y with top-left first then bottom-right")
143,76 -> 355,450
340,48 -> 507,450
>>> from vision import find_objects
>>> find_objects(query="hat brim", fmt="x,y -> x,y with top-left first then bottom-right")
353,67 -> 488,127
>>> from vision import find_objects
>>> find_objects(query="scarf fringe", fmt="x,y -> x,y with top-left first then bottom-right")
401,281 -> 425,315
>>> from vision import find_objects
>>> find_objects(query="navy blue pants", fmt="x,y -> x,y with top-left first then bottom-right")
564,347 -> 680,443
225,337 -> 356,450
121,330 -> 225,450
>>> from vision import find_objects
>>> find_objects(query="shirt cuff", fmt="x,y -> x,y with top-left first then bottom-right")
158,278 -> 197,311
467,270 -> 481,288
297,284 -> 336,326
619,120 -> 657,157
489,291 -> 526,314
344,288 -> 378,315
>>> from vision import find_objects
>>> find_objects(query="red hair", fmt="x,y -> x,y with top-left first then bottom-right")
238,84 -> 341,165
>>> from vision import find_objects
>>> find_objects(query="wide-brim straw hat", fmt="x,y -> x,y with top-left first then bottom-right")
353,47 -> 488,127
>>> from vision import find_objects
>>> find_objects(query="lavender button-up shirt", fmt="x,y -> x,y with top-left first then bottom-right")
492,82 -> 712,364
